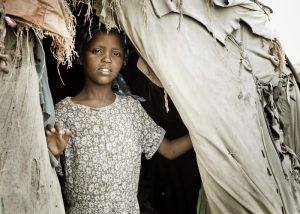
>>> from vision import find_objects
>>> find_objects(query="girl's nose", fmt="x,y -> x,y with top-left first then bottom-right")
102,52 -> 112,63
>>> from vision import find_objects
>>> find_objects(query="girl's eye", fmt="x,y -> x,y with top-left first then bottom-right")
113,51 -> 122,57
91,48 -> 102,54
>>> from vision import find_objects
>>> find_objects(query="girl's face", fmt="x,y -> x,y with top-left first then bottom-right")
80,31 -> 124,87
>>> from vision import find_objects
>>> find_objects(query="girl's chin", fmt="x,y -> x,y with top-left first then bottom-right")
96,79 -> 115,86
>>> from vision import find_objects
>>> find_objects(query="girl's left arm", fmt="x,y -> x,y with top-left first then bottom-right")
158,134 -> 193,160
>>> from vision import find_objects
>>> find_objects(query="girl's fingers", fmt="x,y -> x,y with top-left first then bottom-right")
58,129 -> 65,135
54,123 -> 62,133
46,124 -> 56,133
62,129 -> 71,142
45,130 -> 52,136
65,129 -> 71,136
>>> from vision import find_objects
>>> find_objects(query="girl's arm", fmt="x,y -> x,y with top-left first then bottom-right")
158,134 -> 193,160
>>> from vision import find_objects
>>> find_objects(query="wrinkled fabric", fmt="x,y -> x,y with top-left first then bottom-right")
0,26 -> 64,214
2,0 -> 75,66
49,151 -> 60,168
196,23 -> 300,213
280,76 -> 300,157
96,0 -> 300,213
235,25 -> 300,212
34,36 -> 56,126
150,0 -> 274,44
4,0 -> 69,36
257,71 -> 300,212
137,57 -> 163,88
34,36 -> 58,168
197,186 -> 211,214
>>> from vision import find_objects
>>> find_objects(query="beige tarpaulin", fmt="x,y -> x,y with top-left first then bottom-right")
90,0 -> 300,213
1,0 -> 299,213
0,0 -> 76,213
0,28 -> 65,214
2,0 -> 75,66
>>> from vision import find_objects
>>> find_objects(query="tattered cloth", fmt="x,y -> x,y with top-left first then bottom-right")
85,0 -> 300,213
2,0 -> 76,67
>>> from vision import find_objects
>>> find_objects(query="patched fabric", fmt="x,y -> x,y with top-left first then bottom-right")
55,94 -> 165,214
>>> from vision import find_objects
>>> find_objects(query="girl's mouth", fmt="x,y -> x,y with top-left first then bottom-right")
98,68 -> 111,75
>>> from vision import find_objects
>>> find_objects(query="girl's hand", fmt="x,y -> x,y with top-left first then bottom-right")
45,124 -> 71,158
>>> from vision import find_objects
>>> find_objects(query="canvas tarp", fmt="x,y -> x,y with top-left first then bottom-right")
91,0 -> 300,213
0,28 -> 65,213
0,0 -> 77,212
1,0 -> 76,66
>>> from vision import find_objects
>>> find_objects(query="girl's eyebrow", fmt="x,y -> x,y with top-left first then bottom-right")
92,43 -> 123,50
111,47 -> 123,51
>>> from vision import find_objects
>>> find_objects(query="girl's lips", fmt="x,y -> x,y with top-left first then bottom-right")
98,68 -> 111,75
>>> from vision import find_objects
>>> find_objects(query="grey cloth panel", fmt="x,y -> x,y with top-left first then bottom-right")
281,76 -> 300,157
115,0 -> 300,213
34,35 -> 57,168
150,0 -> 274,45
197,186 -> 211,214
48,151 -> 60,168
236,24 -> 300,212
0,26 -> 65,214
34,36 -> 55,127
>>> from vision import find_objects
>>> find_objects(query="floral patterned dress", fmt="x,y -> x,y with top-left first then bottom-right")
55,94 -> 165,214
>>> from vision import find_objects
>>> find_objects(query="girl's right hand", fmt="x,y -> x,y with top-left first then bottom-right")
45,123 -> 71,158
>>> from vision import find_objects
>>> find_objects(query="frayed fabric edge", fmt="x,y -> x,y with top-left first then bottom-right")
67,0 -> 124,31
11,17 -> 76,70
4,0 -> 77,69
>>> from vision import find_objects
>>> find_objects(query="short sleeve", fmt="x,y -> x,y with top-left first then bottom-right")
55,100 -> 68,129
135,101 -> 165,159
53,100 -> 68,176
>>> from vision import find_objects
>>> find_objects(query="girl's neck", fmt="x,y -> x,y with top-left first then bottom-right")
73,84 -> 116,108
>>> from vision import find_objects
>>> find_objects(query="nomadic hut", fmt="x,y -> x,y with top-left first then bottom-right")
1,0 -> 300,214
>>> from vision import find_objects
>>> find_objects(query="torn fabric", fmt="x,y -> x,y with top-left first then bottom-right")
0,26 -> 65,214
102,1 -> 300,213
2,0 -> 76,67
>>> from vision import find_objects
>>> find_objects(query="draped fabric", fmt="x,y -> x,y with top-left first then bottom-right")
2,0 -> 76,66
0,1 -> 75,212
0,28 -> 65,214
92,0 -> 300,213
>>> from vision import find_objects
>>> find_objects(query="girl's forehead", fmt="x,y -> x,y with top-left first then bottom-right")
89,31 -> 124,48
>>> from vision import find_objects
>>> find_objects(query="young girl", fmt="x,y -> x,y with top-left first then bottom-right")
45,23 -> 192,214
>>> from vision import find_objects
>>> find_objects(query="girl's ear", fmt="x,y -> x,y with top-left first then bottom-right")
77,57 -> 83,65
